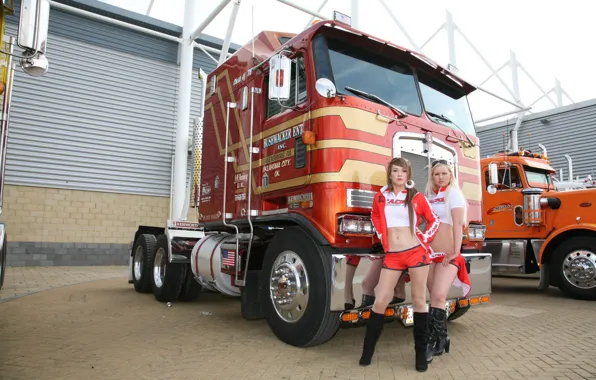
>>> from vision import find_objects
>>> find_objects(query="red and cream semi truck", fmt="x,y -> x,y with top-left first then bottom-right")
128,17 -> 492,347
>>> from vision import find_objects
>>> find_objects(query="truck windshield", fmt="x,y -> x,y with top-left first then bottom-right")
312,34 -> 422,116
524,166 -> 553,188
418,70 -> 476,136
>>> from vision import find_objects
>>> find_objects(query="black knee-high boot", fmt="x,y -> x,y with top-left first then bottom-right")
359,310 -> 385,366
413,312 -> 432,372
431,307 -> 449,355
426,307 -> 446,359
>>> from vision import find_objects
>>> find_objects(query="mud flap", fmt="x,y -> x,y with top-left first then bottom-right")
538,264 -> 550,290
241,270 -> 264,320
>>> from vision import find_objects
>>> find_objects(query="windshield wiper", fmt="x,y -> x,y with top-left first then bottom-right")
345,86 -> 407,118
426,111 -> 475,147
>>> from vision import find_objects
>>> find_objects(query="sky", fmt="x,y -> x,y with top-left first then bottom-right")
99,0 -> 594,127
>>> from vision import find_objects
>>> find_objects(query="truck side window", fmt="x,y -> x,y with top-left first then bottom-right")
265,54 -> 307,119
485,166 -> 522,189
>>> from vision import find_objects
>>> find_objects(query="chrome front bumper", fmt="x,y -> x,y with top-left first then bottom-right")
330,252 -> 492,324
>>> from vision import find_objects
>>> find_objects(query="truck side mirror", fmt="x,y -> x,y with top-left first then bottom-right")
488,163 -> 498,186
268,54 -> 291,101
17,0 -> 50,77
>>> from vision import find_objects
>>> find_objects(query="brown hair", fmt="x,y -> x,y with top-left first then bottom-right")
386,157 -> 417,235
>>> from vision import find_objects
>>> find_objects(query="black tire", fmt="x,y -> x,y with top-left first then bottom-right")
260,226 -> 340,347
131,234 -> 157,293
0,233 -> 6,290
151,235 -> 186,302
551,236 -> 596,300
177,265 -> 202,302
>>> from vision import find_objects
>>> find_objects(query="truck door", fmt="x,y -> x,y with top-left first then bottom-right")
482,163 -> 526,237
260,52 -> 310,197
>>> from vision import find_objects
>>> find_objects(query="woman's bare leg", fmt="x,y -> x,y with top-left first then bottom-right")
429,264 -> 458,308
407,265 -> 432,372
371,268 -> 404,313
428,262 -> 458,357
360,268 -> 403,367
344,264 -> 357,308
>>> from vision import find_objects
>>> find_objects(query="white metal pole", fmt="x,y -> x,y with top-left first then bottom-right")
378,0 -> 421,51
146,0 -> 155,16
351,0 -> 359,29
519,64 -> 557,107
474,105 -> 532,124
276,0 -> 327,20
218,0 -> 241,66
555,79 -> 563,107
510,50 -> 521,103
172,0 -> 197,221
446,10 -> 457,68
190,0 -> 233,41
304,0 -> 329,29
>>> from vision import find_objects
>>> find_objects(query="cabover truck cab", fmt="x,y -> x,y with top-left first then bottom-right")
482,150 -> 596,300
129,19 -> 493,347
0,0 -> 50,289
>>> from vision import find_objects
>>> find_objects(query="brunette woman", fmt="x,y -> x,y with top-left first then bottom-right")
359,157 -> 440,372
424,160 -> 471,359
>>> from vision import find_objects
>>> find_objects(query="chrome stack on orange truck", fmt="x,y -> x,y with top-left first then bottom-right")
128,14 -> 492,347
481,148 -> 596,300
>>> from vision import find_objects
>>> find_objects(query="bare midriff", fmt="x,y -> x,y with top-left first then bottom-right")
430,223 -> 453,254
387,227 -> 420,252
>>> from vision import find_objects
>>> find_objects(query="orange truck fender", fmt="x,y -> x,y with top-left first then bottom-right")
539,223 -> 596,264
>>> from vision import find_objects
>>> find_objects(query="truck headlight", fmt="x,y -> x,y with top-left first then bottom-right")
338,215 -> 374,236
466,224 -> 486,241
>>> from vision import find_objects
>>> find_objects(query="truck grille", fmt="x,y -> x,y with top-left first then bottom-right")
401,152 -> 431,192
347,189 -> 376,208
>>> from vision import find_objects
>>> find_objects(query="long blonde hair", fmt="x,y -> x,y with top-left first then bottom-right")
425,161 -> 467,225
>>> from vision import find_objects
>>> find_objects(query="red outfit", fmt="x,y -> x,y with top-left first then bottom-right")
371,186 -> 440,270
429,254 -> 471,297
383,245 -> 429,271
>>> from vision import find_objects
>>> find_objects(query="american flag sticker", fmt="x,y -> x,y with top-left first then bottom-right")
222,250 -> 235,267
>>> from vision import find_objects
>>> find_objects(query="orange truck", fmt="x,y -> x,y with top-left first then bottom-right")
481,149 -> 596,300
128,15 -> 493,347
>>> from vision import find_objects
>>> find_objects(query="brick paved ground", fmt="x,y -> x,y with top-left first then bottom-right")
0,267 -> 595,380
0,265 -> 127,302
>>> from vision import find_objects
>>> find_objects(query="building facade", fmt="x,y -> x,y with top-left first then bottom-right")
476,98 -> 596,181
2,0 -> 236,266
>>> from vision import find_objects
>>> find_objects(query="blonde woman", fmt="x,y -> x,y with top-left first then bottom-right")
424,160 -> 471,360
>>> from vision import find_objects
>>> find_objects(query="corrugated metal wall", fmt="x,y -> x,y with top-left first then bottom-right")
4,0 -> 220,197
477,100 -> 596,180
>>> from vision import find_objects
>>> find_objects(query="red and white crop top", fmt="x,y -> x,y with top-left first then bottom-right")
382,189 -> 410,227
427,186 -> 466,226
371,185 -> 440,253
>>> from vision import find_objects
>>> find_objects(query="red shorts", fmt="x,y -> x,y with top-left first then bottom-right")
346,255 -> 361,267
382,245 -> 430,271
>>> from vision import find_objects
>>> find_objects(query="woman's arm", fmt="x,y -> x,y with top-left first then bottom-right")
451,208 -> 464,255
371,193 -> 383,241
415,193 -> 440,244
449,188 -> 467,257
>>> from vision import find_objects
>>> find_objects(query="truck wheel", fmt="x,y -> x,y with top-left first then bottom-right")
177,265 -> 202,302
151,235 -> 185,302
0,233 -> 6,290
551,236 -> 596,300
131,234 -> 157,293
260,226 -> 340,347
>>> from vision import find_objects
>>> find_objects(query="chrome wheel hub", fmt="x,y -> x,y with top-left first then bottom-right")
563,250 -> 596,289
153,248 -> 166,288
133,246 -> 143,280
269,251 -> 309,323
